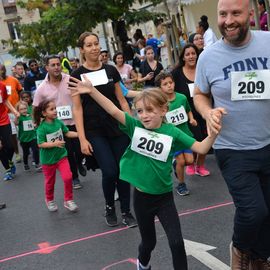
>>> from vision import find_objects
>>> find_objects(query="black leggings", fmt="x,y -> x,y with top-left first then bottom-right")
65,125 -> 84,179
0,124 -> 14,170
133,189 -> 187,269
20,139 -> 39,165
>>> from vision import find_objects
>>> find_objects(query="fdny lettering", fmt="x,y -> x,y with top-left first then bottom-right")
223,57 -> 268,80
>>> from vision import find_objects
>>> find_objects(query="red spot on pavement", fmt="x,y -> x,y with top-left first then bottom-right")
36,242 -> 59,254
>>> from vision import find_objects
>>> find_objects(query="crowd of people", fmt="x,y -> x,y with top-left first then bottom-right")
0,0 -> 270,269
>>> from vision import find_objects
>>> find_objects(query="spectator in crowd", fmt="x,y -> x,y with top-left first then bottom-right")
59,52 -> 72,74
197,15 -> 218,47
24,59 -> 46,96
113,52 -> 137,89
13,62 -> 26,88
99,50 -> 114,65
251,0 -> 268,30
138,46 -> 163,88
70,58 -> 80,71
189,33 -> 205,55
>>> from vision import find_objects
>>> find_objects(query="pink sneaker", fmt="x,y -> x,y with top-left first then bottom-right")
186,165 -> 195,175
195,165 -> 210,177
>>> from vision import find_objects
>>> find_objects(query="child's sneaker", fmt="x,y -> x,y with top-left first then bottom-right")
15,154 -> 21,163
35,164 -> 42,172
104,205 -> 118,227
24,164 -> 30,171
176,183 -> 190,196
186,165 -> 195,175
64,200 -> 78,212
122,212 -> 137,228
137,259 -> 151,270
195,165 -> 210,177
3,171 -> 13,181
9,163 -> 16,175
46,200 -> 58,212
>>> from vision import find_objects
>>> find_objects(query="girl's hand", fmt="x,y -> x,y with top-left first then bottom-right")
80,138 -> 93,156
205,107 -> 227,135
54,140 -> 66,148
189,118 -> 197,126
68,75 -> 94,96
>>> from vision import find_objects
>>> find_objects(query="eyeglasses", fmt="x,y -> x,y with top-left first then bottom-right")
194,37 -> 204,41
30,63 -> 38,67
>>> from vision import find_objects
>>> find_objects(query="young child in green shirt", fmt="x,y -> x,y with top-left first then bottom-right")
68,75 -> 222,270
15,102 -> 40,171
155,71 -> 197,196
33,99 -> 79,213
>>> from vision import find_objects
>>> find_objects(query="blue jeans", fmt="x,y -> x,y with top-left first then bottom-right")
88,134 -> 131,213
215,144 -> 270,259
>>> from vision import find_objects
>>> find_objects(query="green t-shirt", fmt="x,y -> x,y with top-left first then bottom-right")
37,118 -> 69,165
119,113 -> 196,195
18,114 -> 36,143
168,93 -> 193,137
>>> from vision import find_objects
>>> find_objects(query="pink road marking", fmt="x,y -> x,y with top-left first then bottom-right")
0,201 -> 233,264
101,258 -> 137,269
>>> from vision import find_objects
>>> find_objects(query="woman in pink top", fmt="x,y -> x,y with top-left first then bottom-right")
113,52 -> 137,89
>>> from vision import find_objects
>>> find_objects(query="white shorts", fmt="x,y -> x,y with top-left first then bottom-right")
8,113 -> 17,135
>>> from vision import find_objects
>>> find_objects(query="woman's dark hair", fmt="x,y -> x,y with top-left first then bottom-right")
188,33 -> 196,43
133,29 -> 144,42
33,99 -> 54,126
199,15 -> 209,32
175,43 -> 199,68
113,52 -> 124,65
258,0 -> 266,9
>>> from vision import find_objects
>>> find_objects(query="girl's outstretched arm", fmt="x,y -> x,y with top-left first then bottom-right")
68,76 -> 126,125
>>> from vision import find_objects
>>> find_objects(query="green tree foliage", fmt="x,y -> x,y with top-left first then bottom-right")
5,0 -> 163,59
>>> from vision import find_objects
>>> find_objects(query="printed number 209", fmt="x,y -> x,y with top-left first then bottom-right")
137,137 -> 164,154
238,81 -> 264,94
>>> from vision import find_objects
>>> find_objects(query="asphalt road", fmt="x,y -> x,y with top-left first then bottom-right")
0,154 -> 234,270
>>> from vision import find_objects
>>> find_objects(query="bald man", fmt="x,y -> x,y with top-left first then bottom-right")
194,0 -> 270,269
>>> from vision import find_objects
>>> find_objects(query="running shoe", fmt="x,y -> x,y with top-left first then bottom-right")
104,205 -> 118,227
137,259 -> 151,270
0,202 -> 6,209
35,164 -> 42,172
122,212 -> 137,228
64,200 -> 78,212
10,163 -> 16,175
46,200 -> 58,212
73,178 -> 83,189
195,165 -> 210,177
78,163 -> 87,177
15,154 -> 21,163
185,165 -> 195,175
3,171 -> 13,181
176,183 -> 190,196
24,164 -> 30,171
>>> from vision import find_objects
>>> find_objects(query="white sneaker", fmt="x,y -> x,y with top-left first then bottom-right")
64,200 -> 78,212
46,200 -> 58,212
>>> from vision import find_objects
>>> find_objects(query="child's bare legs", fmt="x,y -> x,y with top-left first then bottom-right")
174,153 -> 193,196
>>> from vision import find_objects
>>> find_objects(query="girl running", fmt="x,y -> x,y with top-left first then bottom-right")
15,102 -> 41,171
33,99 -> 79,212
68,76 -> 222,270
